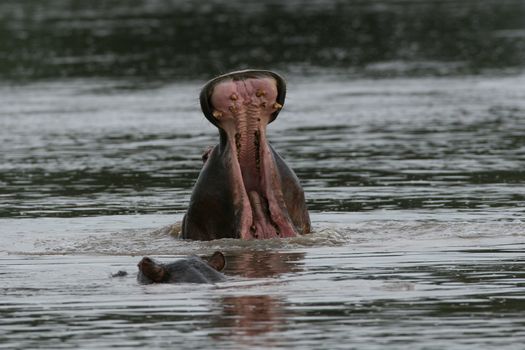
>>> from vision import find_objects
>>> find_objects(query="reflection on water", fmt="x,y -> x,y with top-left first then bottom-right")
216,295 -> 285,338
226,250 -> 304,278
0,0 -> 525,79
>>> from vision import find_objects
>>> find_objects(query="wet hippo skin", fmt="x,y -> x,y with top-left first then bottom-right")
137,251 -> 226,284
182,70 -> 311,240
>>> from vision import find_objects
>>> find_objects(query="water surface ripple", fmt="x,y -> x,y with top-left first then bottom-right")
1,6 -> 525,346
1,73 -> 524,348
1,75 -> 524,219
1,235 -> 524,349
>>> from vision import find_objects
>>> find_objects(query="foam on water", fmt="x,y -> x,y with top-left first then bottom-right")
2,212 -> 523,257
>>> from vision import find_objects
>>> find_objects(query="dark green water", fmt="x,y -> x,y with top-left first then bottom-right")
1,0 -> 525,79
1,1 -> 525,349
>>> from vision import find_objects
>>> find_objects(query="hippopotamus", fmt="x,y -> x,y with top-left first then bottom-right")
137,251 -> 226,284
182,70 -> 311,240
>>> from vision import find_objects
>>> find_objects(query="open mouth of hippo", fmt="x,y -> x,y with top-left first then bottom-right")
197,70 -> 307,239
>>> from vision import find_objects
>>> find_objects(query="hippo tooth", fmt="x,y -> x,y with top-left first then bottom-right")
256,89 -> 266,97
230,93 -> 238,101
212,110 -> 223,118
273,102 -> 283,109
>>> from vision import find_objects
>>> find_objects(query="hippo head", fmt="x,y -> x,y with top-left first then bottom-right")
181,70 -> 311,240
137,251 -> 226,284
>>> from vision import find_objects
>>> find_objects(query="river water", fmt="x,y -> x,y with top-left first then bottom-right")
1,1 -> 525,349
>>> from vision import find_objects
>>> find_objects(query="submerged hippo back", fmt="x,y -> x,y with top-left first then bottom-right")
165,257 -> 226,283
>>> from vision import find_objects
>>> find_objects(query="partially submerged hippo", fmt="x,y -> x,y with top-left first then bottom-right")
137,251 -> 226,284
182,70 -> 311,240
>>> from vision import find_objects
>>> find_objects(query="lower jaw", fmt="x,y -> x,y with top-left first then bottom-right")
225,129 -> 298,240
245,190 -> 292,239
239,179 -> 299,240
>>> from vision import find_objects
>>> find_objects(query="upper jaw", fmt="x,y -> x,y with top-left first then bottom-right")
199,69 -> 287,128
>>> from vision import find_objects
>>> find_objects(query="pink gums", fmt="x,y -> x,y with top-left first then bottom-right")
210,78 -> 297,239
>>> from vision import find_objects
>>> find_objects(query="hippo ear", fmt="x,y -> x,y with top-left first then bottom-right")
206,251 -> 226,271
